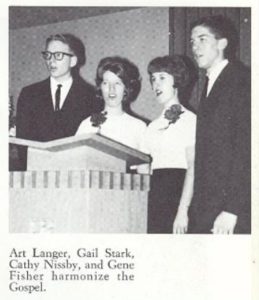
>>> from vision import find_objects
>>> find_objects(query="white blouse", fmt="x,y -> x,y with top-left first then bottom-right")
76,112 -> 147,150
141,106 -> 196,170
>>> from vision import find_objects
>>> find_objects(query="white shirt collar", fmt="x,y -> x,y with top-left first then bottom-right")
206,59 -> 228,96
50,76 -> 73,109
50,76 -> 73,89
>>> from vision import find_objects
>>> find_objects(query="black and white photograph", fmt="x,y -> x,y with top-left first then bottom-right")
8,6 -> 251,234
1,0 -> 258,299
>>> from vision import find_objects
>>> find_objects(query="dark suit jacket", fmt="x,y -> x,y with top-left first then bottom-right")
189,61 -> 251,233
15,76 -> 97,169
16,76 -> 96,141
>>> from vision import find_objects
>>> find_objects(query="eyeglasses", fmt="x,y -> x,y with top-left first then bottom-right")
41,51 -> 74,61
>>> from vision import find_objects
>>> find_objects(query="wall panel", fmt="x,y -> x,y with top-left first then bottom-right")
240,8 -> 251,66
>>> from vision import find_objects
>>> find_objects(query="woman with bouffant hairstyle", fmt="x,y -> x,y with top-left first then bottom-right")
76,56 -> 146,150
140,55 -> 197,234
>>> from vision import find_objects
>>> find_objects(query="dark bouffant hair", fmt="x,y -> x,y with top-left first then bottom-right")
190,15 -> 239,60
96,56 -> 141,109
148,55 -> 192,104
148,55 -> 190,89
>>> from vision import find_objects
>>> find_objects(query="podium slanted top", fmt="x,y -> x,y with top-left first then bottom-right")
9,133 -> 151,166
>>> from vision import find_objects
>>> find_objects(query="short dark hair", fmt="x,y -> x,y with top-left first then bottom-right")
45,33 -> 86,73
190,15 -> 239,60
148,55 -> 198,107
96,56 -> 141,109
148,55 -> 190,88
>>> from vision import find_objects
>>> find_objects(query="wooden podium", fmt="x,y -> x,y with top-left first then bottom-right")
9,134 -> 151,233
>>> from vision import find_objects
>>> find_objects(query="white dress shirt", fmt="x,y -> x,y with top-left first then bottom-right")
206,59 -> 229,96
50,77 -> 73,110
141,106 -> 196,170
76,112 -> 147,150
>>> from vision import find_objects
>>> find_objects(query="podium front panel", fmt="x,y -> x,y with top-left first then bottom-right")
9,170 -> 150,233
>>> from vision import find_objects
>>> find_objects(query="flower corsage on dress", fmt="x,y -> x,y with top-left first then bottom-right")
160,104 -> 184,130
90,111 -> 107,133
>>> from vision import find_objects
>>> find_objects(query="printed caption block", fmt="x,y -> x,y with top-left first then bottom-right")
9,247 -> 135,294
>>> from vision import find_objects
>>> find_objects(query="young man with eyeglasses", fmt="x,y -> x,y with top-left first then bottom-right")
15,34 -> 97,169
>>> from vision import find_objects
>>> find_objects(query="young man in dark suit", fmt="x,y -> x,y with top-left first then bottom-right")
15,33 -> 98,169
16,33 -> 96,141
188,15 -> 251,234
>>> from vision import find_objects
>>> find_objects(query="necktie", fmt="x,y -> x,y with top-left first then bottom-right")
55,84 -> 62,111
201,76 -> 209,100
